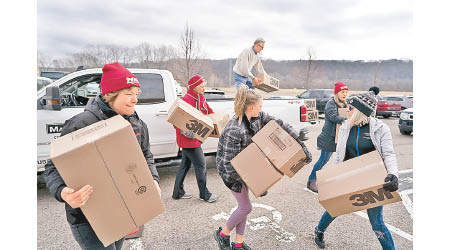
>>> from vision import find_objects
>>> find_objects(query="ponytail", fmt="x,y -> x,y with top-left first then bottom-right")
233,85 -> 262,125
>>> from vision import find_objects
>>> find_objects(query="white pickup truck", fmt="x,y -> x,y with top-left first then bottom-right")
37,68 -> 318,173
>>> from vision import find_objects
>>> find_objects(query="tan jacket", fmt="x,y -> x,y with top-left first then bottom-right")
233,46 -> 265,79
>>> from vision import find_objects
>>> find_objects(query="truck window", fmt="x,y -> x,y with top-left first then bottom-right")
135,73 -> 165,103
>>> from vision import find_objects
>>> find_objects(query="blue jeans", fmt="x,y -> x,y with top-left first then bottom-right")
308,150 -> 333,181
70,223 -> 125,250
317,206 -> 395,250
234,72 -> 253,89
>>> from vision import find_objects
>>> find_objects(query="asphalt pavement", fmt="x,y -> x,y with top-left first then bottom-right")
37,116 -> 413,250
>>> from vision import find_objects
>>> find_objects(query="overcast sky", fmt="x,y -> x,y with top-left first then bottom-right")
37,0 -> 413,61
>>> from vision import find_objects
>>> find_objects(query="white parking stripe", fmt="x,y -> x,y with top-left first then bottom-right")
303,187 -> 413,242
398,169 -> 413,174
399,190 -> 414,219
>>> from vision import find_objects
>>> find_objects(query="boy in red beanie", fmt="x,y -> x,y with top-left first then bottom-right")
307,82 -> 349,193
172,74 -> 218,203
44,62 -> 161,249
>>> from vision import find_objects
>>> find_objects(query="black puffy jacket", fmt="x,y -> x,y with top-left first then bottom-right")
43,95 -> 159,226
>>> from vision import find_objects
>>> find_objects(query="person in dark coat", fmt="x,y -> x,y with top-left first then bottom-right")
43,62 -> 160,250
213,85 -> 312,250
307,82 -> 349,192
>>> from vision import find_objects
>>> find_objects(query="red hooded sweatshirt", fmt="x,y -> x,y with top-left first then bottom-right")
176,88 -> 214,148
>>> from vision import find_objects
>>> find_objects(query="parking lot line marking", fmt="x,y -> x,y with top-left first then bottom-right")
399,169 -> 413,174
399,190 -> 413,219
303,187 -> 413,242
353,211 -> 413,241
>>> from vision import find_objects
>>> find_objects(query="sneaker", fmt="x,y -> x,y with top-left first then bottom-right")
307,179 -> 318,193
314,227 -> 326,249
260,191 -> 268,197
213,227 -> 231,250
172,192 -> 193,200
201,194 -> 218,203
231,242 -> 252,250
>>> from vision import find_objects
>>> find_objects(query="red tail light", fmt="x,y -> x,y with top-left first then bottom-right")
300,105 -> 307,122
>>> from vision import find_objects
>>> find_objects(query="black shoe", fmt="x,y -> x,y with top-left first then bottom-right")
307,179 -> 318,193
260,191 -> 268,197
214,227 -> 231,250
314,227 -> 326,249
231,242 -> 252,250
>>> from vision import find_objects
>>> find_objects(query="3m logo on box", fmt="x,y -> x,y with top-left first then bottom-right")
350,187 -> 395,206
186,120 -> 211,138
303,99 -> 316,110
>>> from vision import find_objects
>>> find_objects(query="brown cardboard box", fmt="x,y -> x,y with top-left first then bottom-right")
302,110 -> 319,122
251,120 -> 309,178
316,151 -> 401,217
167,98 -> 214,142
254,72 -> 280,92
303,99 -> 317,111
230,143 -> 283,197
50,115 -> 165,247
335,108 -> 349,144
207,112 -> 230,138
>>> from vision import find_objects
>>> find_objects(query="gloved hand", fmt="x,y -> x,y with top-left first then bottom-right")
298,140 -> 313,164
383,174 -> 399,192
181,130 -> 195,139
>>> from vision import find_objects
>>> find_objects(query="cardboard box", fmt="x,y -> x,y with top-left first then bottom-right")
207,112 -> 230,138
230,143 -> 283,197
252,120 -> 309,178
167,98 -> 214,142
335,108 -> 349,144
254,72 -> 280,92
303,99 -> 317,111
50,115 -> 165,247
302,110 -> 319,122
316,151 -> 401,217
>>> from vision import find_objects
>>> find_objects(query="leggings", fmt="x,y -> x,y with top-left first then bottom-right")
226,184 -> 252,235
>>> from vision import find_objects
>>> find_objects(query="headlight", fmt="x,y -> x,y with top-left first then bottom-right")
400,112 -> 409,120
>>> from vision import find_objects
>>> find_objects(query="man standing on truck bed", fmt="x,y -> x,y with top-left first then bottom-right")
233,38 -> 266,89
172,74 -> 218,203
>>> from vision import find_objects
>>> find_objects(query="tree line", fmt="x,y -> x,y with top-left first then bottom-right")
38,25 -> 412,91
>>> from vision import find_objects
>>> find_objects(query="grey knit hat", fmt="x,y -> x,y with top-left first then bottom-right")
347,91 -> 377,117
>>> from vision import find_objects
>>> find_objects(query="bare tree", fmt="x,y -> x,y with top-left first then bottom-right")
37,51 -> 52,72
178,23 -> 203,83
304,47 -> 318,90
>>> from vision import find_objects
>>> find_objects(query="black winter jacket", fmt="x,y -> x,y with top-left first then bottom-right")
316,97 -> 347,152
43,95 -> 159,226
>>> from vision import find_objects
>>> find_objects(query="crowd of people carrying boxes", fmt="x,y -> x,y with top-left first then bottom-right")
43,37 -> 400,250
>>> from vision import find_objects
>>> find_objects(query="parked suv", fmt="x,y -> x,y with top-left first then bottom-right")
384,95 -> 413,110
398,108 -> 413,135
297,89 -> 333,113
376,96 -> 402,118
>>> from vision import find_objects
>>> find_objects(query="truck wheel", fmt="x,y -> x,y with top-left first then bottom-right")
399,129 -> 412,135
382,114 -> 391,118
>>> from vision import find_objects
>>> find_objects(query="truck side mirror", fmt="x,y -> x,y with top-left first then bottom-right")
42,86 -> 62,111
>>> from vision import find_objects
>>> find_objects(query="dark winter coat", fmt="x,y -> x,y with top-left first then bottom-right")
317,97 -> 347,152
216,111 -> 312,193
43,95 -> 159,226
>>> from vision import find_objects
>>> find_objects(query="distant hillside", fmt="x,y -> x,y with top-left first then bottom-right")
203,59 -> 412,91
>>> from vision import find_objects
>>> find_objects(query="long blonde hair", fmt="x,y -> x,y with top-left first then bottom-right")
234,85 -> 262,125
348,108 -> 371,127
334,94 -> 347,108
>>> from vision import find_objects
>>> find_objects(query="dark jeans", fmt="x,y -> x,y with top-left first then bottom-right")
70,223 -> 124,250
172,147 -> 211,200
317,206 -> 395,250
308,150 -> 333,181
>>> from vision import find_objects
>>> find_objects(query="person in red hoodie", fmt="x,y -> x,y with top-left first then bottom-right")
172,74 -> 218,203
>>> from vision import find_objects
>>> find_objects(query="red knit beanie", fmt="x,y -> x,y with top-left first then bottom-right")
187,74 -> 205,90
100,62 -> 140,95
334,82 -> 348,94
